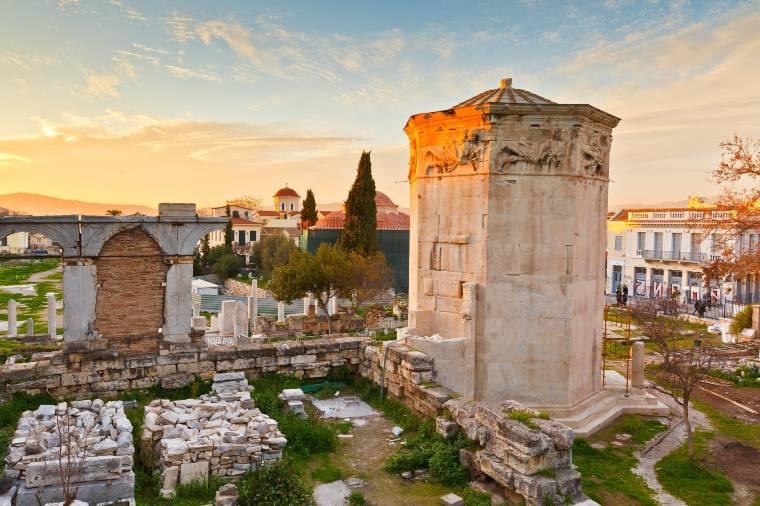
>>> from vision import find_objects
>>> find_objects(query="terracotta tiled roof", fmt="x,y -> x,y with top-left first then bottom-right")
273,187 -> 300,198
310,210 -> 409,231
375,191 -> 395,208
452,78 -> 554,109
255,210 -> 281,217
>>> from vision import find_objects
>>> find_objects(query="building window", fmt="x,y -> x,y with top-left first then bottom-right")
672,233 -> 682,254
238,230 -> 246,244
290,203 -> 294,211
637,232 -> 645,253
280,202 -> 285,211
654,232 -> 663,253
614,236 -> 622,251
251,230 -> 257,242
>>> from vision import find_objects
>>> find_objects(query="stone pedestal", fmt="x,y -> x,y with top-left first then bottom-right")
248,279 -> 258,334
26,318 -> 33,336
192,302 -> 201,318
631,341 -> 645,388
7,299 -> 17,337
277,302 -> 285,323
46,293 -> 56,338
220,301 -> 237,336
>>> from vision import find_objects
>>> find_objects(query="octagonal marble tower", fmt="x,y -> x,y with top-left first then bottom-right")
403,78 -> 620,410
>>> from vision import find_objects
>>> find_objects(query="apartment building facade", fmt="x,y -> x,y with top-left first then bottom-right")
607,197 -> 759,305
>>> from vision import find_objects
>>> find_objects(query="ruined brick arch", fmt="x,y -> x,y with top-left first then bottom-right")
94,227 -> 167,349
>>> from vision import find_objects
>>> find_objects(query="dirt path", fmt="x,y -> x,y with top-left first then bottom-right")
631,390 -> 712,506
330,415 -> 449,506
27,266 -> 61,283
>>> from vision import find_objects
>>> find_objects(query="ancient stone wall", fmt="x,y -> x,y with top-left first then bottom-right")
95,229 -> 167,352
359,341 -> 457,417
0,336 -> 365,399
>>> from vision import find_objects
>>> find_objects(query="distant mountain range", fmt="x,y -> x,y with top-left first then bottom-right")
0,193 -> 156,216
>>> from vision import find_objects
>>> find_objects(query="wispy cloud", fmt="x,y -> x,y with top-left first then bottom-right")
164,64 -> 220,82
165,13 -> 196,42
196,20 -> 262,64
109,0 -> 146,21
0,51 -> 54,70
0,153 -> 31,166
85,72 -> 121,99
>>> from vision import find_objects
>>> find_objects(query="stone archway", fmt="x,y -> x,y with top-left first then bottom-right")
94,228 -> 167,352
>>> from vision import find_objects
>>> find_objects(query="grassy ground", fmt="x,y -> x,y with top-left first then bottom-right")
0,259 -> 63,335
655,431 -> 734,506
693,398 -> 760,450
573,415 -> 667,506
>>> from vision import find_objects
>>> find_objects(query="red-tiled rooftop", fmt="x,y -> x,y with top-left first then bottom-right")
273,187 -> 300,198
310,209 -> 409,231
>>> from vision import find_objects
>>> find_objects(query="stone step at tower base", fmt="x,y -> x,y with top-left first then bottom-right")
546,371 -> 669,438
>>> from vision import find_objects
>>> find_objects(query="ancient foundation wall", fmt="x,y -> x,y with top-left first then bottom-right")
359,341 -> 458,417
0,336 -> 366,399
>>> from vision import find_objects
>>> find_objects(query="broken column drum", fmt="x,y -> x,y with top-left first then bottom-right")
404,78 -> 620,408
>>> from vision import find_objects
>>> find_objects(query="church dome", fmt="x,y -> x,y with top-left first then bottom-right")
273,186 -> 300,198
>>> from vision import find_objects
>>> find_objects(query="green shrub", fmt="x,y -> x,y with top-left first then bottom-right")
460,488 -> 492,506
238,461 -> 314,506
429,442 -> 469,487
730,305 -> 753,335
348,491 -> 366,505
277,413 -> 337,457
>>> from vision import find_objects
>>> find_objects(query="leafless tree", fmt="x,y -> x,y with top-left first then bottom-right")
630,300 -> 715,459
36,407 -> 99,506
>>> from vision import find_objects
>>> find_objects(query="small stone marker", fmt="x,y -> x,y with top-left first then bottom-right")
7,299 -> 17,337
391,426 -> 404,437
440,493 -> 464,506
615,433 -> 632,443
26,318 -> 33,336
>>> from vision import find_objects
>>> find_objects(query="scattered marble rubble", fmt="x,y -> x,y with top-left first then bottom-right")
141,372 -> 287,497
279,388 -> 306,418
3,400 -> 135,506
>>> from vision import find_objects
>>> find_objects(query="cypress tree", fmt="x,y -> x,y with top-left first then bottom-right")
200,234 -> 211,272
224,203 -> 233,248
301,189 -> 318,227
338,151 -> 377,255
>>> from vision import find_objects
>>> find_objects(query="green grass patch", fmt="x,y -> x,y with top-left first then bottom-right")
692,398 -> 760,450
348,491 -> 366,505
656,431 -> 734,506
573,439 -> 658,506
374,329 -> 397,341
311,462 -> 344,482
508,410 -> 538,429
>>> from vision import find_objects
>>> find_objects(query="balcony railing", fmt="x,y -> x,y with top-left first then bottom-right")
639,250 -> 712,263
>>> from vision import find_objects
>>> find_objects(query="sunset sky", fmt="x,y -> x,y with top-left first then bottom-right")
1,0 -> 759,209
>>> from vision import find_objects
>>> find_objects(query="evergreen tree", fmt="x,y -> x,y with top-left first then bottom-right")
224,203 -> 233,248
301,189 -> 318,228
200,234 -> 211,273
338,151 -> 377,255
